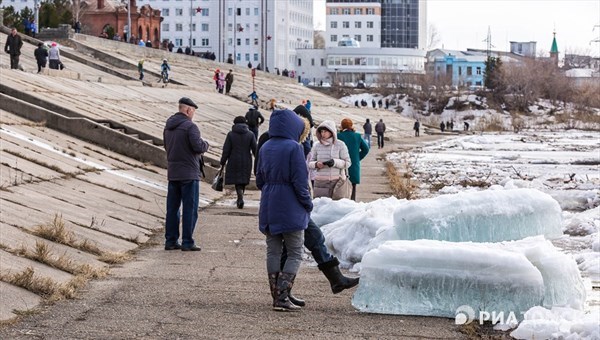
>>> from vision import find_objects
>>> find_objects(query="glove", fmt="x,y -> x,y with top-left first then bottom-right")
323,159 -> 334,167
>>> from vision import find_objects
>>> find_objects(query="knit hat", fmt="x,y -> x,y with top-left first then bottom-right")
341,118 -> 354,131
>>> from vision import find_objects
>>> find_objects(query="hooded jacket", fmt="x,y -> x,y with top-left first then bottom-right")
309,120 -> 351,181
256,109 -> 312,235
163,112 -> 209,181
220,122 -> 256,185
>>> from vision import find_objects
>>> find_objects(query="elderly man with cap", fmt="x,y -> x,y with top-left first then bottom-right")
4,28 -> 23,69
163,97 -> 210,251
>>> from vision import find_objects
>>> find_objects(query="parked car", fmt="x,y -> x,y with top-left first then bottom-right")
356,80 -> 365,89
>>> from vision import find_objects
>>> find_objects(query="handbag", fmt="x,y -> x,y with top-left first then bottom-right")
211,168 -> 224,192
331,170 -> 351,200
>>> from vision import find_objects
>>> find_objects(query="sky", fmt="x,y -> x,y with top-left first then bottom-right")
313,0 -> 600,56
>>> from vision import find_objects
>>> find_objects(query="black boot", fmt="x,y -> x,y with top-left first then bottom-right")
318,257 -> 360,294
273,272 -> 301,312
288,289 -> 305,307
268,272 -> 278,307
235,185 -> 245,209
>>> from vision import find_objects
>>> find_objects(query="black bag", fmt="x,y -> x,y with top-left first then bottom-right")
211,168 -> 224,191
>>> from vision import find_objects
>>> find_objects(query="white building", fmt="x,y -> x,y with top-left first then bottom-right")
510,41 -> 537,58
326,1 -> 381,49
137,0 -> 313,71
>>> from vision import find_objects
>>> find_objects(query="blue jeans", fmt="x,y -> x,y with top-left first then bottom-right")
363,134 -> 371,148
165,180 -> 199,248
281,218 -> 334,268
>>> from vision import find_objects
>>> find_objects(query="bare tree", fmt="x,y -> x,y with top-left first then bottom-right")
313,30 -> 325,49
427,24 -> 441,50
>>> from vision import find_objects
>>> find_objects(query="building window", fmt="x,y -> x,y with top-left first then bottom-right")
228,38 -> 232,46
254,53 -> 259,61
458,67 -> 462,76
476,67 -> 482,75
246,23 -> 250,31
245,53 -> 250,61
175,23 -> 183,31
245,7 -> 250,15
330,21 -> 337,29
202,8 -> 209,16
254,38 -> 259,45
162,8 -> 169,16
175,8 -> 183,16
342,21 -> 349,28
342,8 -> 350,15
330,35 -> 337,42
201,38 -> 209,46
236,8 -> 241,15
191,23 -> 196,31
228,7 -> 232,16
236,38 -> 241,45
175,38 -> 182,46
330,8 -> 338,15
201,23 -> 209,31
355,22 -> 361,29
228,23 -> 233,31
354,35 -> 361,42
311,58 -> 315,66
366,21 -> 373,28
354,8 -> 362,15
236,53 -> 241,61
162,23 -> 169,31
366,8 -> 374,15
366,35 -> 373,42
245,38 -> 250,45
298,58 -> 301,66
467,66 -> 472,76
255,23 -> 259,31
254,7 -> 259,15
476,81 -> 482,86
321,58 -> 325,66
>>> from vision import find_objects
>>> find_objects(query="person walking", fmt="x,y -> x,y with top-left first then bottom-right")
337,118 -> 369,201
225,70 -> 234,94
34,42 -> 48,73
375,119 -> 386,149
248,91 -> 259,107
217,71 -> 225,94
163,97 -> 209,251
48,42 -> 61,70
362,118 -> 372,148
220,116 -> 256,209
137,58 -> 144,80
413,120 -> 420,137
309,121 -> 351,199
4,28 -> 23,70
256,109 -> 312,311
245,106 -> 265,141
440,121 -> 445,133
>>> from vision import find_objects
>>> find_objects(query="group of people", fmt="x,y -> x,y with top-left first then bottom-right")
163,97 -> 366,312
212,69 -> 235,94
355,98 -> 391,110
4,27 -> 62,72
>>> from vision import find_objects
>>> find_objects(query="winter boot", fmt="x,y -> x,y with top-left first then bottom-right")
273,272 -> 301,312
288,289 -> 305,307
235,185 -> 245,209
268,272 -> 279,307
318,257 -> 360,294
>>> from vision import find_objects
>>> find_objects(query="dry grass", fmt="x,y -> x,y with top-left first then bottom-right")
475,113 -> 506,132
385,161 -> 418,200
1,267 -> 58,298
98,252 -> 132,264
33,214 -> 102,256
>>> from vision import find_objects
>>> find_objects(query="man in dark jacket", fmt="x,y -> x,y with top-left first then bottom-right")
163,97 -> 209,251
225,69 -> 234,94
220,116 -> 256,209
362,118 -> 372,148
34,42 -> 48,73
244,106 -> 265,140
4,28 -> 23,70
375,119 -> 386,149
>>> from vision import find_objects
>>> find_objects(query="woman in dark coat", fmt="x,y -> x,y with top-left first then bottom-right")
220,116 -> 257,209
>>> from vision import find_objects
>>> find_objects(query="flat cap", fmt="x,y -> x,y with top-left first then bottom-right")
179,97 -> 198,109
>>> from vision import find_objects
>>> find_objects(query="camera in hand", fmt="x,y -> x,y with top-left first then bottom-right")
323,159 -> 335,167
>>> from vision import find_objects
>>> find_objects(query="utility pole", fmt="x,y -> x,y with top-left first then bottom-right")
189,0 -> 193,50
127,0 -> 131,42
34,0 -> 39,36
483,26 -> 495,58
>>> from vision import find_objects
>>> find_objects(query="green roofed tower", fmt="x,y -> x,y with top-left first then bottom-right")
550,31 -> 559,66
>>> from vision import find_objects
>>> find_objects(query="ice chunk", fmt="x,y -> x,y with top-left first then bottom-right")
373,188 -> 562,244
352,240 -> 545,319
511,306 -> 600,340
320,197 -> 401,265
311,197 -> 365,227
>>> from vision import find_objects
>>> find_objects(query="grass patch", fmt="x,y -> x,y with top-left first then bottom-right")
1,267 -> 58,298
2,149 -> 68,174
32,214 -> 102,256
98,252 -> 132,264
385,161 -> 418,200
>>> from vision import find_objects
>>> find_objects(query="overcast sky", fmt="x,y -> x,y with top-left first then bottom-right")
313,0 -> 600,56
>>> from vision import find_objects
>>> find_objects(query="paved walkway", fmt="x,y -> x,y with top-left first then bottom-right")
0,135 -> 470,339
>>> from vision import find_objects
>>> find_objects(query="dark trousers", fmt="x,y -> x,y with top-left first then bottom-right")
235,184 -> 245,202
249,126 -> 259,141
37,61 -> 46,73
165,180 -> 199,248
10,55 -> 19,69
377,132 -> 384,148
281,218 -> 334,269
350,183 -> 357,201
49,59 -> 60,70
226,83 -> 232,94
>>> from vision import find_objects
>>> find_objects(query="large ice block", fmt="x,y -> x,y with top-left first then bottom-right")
352,240 -> 545,318
311,197 -> 365,227
374,188 -> 562,244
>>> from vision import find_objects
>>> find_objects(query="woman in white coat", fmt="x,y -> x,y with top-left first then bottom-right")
309,120 -> 351,199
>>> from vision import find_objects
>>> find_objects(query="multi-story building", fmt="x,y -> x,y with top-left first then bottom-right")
426,49 -> 486,88
296,0 -> 427,87
137,0 -> 313,71
510,41 -> 537,58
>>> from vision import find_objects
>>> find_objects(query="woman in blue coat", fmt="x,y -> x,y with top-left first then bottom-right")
337,118 -> 369,201
256,109 -> 312,312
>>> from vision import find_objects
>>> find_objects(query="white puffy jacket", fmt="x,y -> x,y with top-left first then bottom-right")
309,120 -> 351,181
